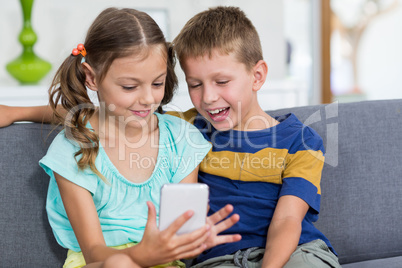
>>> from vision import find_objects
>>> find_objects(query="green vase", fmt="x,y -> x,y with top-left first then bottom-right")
6,0 -> 51,84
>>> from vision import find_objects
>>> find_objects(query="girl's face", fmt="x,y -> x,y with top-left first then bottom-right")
94,46 -> 167,131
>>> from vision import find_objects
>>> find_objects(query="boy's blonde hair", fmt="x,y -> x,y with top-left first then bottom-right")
173,6 -> 263,71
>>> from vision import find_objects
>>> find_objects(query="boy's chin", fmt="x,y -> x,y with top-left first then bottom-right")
209,121 -> 235,131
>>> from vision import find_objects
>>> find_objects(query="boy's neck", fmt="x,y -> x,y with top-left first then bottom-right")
238,108 -> 279,131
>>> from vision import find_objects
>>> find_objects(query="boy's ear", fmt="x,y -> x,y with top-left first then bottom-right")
252,60 -> 268,92
82,62 -> 98,92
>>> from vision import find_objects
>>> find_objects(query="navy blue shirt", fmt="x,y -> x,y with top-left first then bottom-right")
167,109 -> 334,263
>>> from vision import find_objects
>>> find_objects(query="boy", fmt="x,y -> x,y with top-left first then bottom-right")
168,6 -> 341,268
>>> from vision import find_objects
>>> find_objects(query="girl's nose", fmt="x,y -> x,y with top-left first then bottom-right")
139,87 -> 155,105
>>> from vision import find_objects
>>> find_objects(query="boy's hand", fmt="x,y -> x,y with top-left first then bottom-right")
204,204 -> 241,250
0,105 -> 16,128
129,202 -> 210,267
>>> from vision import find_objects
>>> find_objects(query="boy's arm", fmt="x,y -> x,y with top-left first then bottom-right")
0,105 -> 63,127
261,195 -> 309,268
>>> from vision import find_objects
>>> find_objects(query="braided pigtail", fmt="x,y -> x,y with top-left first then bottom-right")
49,54 -> 107,184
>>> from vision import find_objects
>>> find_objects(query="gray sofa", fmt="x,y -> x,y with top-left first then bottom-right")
1,99 -> 401,267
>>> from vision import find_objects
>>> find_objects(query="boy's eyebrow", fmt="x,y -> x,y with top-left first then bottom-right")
185,76 -> 200,81
186,71 -> 230,80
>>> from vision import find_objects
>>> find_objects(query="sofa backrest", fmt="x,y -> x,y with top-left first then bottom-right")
0,123 -> 66,267
0,99 -> 401,266
269,99 -> 402,264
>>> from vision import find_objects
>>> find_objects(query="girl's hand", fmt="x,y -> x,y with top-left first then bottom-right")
204,204 -> 241,250
129,202 -> 211,267
0,105 -> 16,127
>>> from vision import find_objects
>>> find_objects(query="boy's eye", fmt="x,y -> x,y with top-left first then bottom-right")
216,81 -> 229,85
189,83 -> 202,89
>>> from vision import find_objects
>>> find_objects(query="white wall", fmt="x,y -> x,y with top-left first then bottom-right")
0,0 -> 285,84
358,4 -> 402,100
1,0 -> 304,110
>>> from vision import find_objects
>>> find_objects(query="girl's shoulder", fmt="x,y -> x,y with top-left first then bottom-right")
156,112 -> 201,134
155,112 -> 211,151
48,129 -> 81,152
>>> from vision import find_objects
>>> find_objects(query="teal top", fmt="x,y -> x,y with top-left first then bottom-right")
39,113 -> 211,252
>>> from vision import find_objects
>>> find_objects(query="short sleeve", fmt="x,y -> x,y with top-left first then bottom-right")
159,114 -> 211,183
39,131 -> 98,194
280,127 -> 325,214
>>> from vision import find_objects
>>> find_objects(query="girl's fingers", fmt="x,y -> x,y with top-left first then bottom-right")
145,201 -> 158,229
207,204 -> 234,225
164,221 -> 211,254
173,230 -> 210,260
211,213 -> 240,235
210,233 -> 242,247
155,222 -> 210,261
176,242 -> 207,260
164,209 -> 196,236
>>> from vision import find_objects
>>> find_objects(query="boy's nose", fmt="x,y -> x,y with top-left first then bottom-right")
202,85 -> 219,105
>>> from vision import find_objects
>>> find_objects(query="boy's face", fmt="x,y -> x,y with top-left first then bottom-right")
181,50 -> 262,131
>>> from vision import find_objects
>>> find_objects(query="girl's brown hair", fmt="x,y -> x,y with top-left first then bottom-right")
49,8 -> 177,183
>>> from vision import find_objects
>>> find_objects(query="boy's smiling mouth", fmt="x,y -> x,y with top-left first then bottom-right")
206,107 -> 229,122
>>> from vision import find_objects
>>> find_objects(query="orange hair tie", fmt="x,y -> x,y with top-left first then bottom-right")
72,43 -> 87,57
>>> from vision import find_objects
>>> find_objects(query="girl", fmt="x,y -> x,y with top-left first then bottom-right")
22,7 -> 241,268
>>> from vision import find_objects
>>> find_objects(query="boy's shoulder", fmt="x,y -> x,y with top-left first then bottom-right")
275,113 -> 324,153
164,108 -> 198,124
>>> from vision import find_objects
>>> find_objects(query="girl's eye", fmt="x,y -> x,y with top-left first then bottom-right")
153,82 -> 164,87
122,86 -> 137,90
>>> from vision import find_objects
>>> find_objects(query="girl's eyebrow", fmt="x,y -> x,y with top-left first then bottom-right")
154,72 -> 167,79
118,72 -> 167,82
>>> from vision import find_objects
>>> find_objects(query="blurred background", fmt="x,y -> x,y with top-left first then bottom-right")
1,0 -> 401,111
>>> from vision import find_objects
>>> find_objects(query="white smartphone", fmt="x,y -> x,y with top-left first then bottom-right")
159,183 -> 209,235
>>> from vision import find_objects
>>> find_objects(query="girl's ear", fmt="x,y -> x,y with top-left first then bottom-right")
252,60 -> 268,92
82,62 -> 98,92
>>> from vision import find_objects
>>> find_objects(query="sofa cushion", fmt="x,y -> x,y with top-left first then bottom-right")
268,99 -> 402,264
0,123 -> 66,267
342,256 -> 402,268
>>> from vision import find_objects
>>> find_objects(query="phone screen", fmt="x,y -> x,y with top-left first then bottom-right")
159,183 -> 209,235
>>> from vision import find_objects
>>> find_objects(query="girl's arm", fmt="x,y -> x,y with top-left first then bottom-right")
179,166 -> 199,183
55,173 -> 120,263
261,195 -> 309,268
0,105 -> 61,127
56,170 -> 211,267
